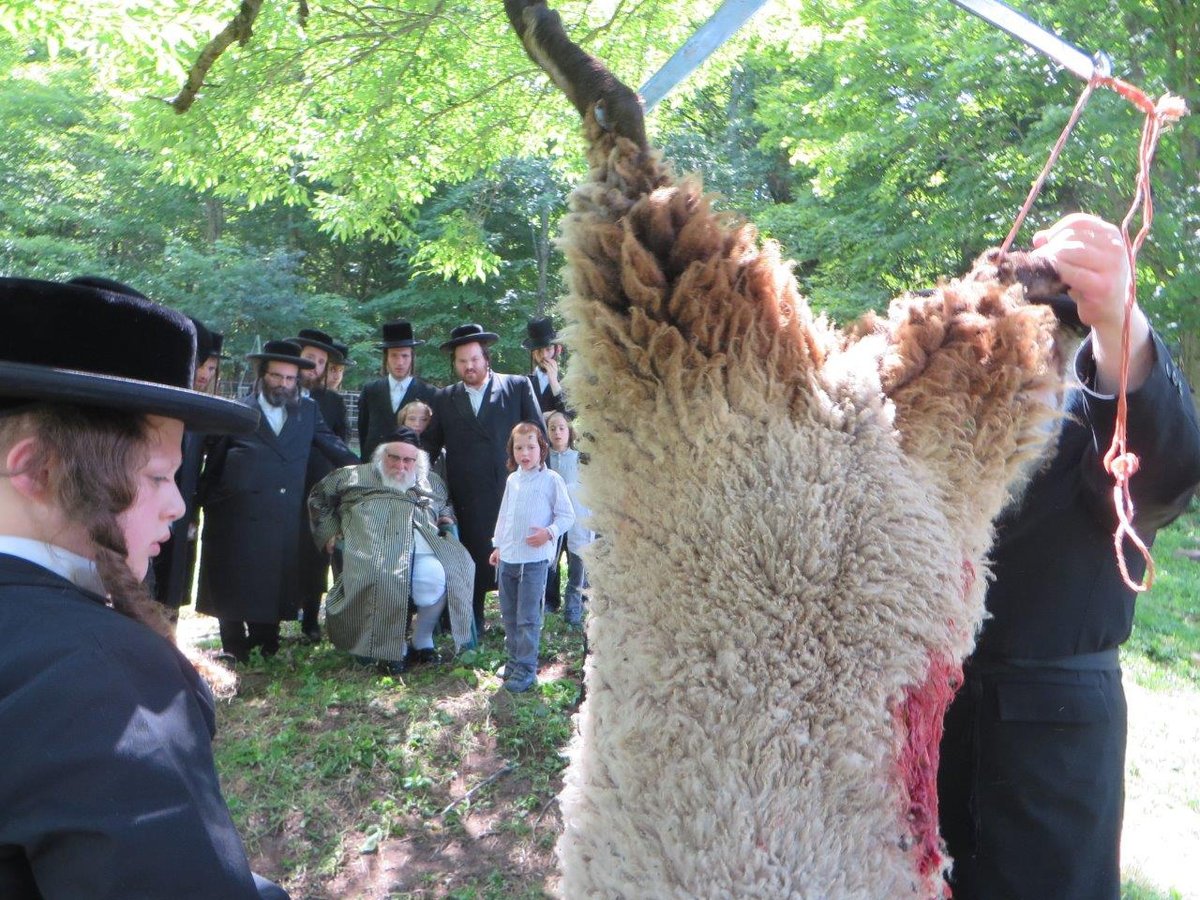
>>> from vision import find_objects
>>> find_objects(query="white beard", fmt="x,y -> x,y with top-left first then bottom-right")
374,462 -> 418,492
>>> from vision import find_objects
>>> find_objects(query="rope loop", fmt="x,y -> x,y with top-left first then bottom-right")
997,66 -> 1187,592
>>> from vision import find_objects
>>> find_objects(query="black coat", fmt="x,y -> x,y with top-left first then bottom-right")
527,370 -> 567,416
0,555 -> 286,899
357,376 -> 437,462
151,430 -> 206,609
938,332 -> 1200,899
299,387 -> 352,607
197,395 -> 356,623
422,373 -> 545,563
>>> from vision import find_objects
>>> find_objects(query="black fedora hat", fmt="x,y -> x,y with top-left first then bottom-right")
439,323 -> 499,352
331,341 -> 354,367
189,317 -> 217,365
0,277 -> 258,433
246,340 -> 316,370
522,316 -> 560,350
376,320 -> 426,349
208,330 -> 231,360
291,327 -> 342,360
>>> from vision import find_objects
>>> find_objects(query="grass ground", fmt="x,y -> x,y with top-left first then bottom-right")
189,503 -> 1200,899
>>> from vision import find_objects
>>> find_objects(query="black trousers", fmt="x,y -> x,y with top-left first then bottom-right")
938,658 -> 1126,900
218,620 -> 281,662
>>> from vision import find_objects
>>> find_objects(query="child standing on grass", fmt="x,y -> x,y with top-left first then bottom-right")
545,411 -> 594,629
489,421 -> 574,693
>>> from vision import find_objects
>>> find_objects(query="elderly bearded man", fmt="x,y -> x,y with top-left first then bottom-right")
308,428 -> 476,673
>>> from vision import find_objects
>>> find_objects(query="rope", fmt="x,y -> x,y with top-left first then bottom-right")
996,67 -> 1188,592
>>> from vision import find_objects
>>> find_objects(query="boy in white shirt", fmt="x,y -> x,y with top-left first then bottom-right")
489,422 -> 574,692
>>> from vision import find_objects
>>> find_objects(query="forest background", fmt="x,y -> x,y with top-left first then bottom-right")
1,0 -> 1196,390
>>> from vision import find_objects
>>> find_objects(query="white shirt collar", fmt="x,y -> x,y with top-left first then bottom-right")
0,535 -> 107,596
257,392 -> 286,434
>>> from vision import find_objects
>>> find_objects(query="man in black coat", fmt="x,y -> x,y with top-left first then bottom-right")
423,323 -> 546,636
357,320 -> 437,462
292,328 -> 350,641
523,316 -> 569,416
197,340 -> 357,661
937,214 -> 1200,900
150,316 -> 226,619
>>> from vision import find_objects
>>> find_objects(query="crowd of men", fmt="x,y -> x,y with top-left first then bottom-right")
152,313 -> 569,670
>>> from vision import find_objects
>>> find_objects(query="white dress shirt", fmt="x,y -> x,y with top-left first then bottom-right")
257,393 -> 286,435
0,535 -> 107,596
389,374 -> 413,413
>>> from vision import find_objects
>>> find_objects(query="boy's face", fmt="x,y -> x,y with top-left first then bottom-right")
548,416 -> 570,451
117,415 -> 186,580
513,432 -> 542,471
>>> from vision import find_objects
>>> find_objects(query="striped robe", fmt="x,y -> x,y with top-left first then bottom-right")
308,464 -> 475,662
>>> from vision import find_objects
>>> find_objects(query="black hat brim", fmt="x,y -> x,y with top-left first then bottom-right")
440,332 -> 499,351
245,352 -> 317,370
291,336 -> 342,358
521,338 -> 557,350
0,361 -> 260,434
375,339 -> 427,349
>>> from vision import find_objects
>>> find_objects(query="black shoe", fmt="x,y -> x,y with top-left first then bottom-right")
301,624 -> 321,643
377,657 -> 407,675
407,644 -> 441,666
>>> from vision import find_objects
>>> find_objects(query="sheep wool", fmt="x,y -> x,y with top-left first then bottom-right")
505,2 -> 1071,896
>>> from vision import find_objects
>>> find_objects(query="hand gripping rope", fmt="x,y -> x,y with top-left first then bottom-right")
994,57 -> 1188,592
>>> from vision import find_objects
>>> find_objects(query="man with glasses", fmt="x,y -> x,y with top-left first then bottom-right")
196,340 -> 356,662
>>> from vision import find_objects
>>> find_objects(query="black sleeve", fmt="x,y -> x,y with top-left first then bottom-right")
312,405 -> 358,468
356,386 -> 371,461
1073,331 -> 1200,533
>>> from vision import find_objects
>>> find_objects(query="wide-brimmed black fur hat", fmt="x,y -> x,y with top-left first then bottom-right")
376,320 -> 426,349
522,316 -> 560,350
0,277 -> 257,433
291,328 -> 343,361
439,323 -> 499,351
246,340 -> 316,370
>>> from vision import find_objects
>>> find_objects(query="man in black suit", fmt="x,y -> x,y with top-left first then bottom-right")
150,315 -> 225,620
523,316 -> 568,416
423,323 -> 546,636
937,214 -> 1200,900
292,328 -> 350,641
196,340 -> 357,661
357,320 -> 437,462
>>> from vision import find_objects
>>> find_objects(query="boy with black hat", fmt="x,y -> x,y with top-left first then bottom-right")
357,319 -> 437,462
0,277 -> 287,897
524,315 -> 569,416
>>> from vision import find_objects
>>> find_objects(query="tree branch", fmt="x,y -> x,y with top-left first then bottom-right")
171,0 -> 266,113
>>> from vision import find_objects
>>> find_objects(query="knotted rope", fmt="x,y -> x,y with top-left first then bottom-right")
994,62 -> 1187,592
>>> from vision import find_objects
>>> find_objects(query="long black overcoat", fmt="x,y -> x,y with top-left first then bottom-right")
0,555 -> 286,899
151,430 -> 206,609
357,376 -> 437,462
197,395 -> 355,623
422,373 -> 544,568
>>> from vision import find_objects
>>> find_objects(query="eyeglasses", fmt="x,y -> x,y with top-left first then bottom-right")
263,372 -> 298,384
384,452 -> 419,464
